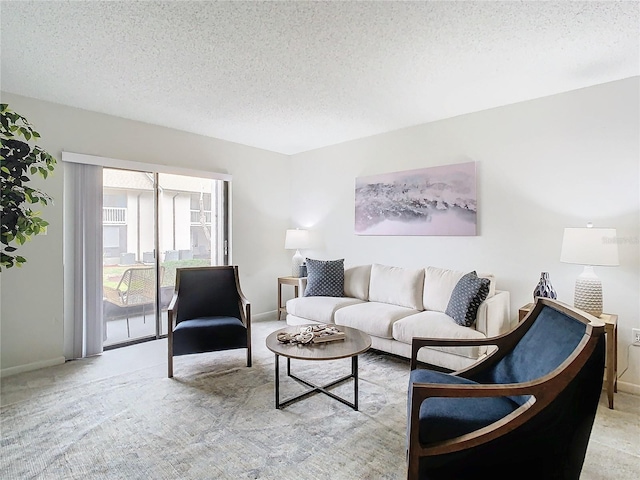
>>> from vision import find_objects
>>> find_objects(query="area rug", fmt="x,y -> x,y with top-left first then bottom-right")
3,321 -> 638,479
1,322 -> 409,479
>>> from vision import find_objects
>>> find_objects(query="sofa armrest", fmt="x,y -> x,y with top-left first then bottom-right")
297,277 -> 308,297
475,290 -> 511,338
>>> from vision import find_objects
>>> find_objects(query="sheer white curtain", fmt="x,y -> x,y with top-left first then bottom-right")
64,161 -> 103,358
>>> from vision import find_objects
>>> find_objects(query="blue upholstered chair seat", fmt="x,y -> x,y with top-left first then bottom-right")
409,369 -> 519,444
172,316 -> 248,356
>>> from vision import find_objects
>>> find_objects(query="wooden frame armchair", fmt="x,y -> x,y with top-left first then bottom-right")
167,265 -> 251,378
407,298 -> 605,480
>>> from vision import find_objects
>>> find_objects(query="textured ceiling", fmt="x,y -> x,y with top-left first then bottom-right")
1,1 -> 638,155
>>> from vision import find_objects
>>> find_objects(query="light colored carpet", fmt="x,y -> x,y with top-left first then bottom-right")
1,320 -> 639,479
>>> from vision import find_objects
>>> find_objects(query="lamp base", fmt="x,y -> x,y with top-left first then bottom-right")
291,250 -> 304,278
574,266 -> 603,317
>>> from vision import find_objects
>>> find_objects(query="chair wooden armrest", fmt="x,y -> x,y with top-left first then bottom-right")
409,306 -> 548,371
408,381 -> 542,457
233,266 -> 251,328
410,333 -> 514,371
167,292 -> 179,331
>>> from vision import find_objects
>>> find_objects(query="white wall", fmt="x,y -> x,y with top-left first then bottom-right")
290,77 -> 640,392
0,93 -> 292,374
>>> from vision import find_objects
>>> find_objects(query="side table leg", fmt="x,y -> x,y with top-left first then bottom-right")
614,325 -> 618,393
606,323 -> 614,409
277,281 -> 282,320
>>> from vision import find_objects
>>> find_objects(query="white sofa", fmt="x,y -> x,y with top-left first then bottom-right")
286,264 -> 511,371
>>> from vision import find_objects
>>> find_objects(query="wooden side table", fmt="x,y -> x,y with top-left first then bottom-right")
277,276 -> 301,320
518,302 -> 618,409
518,303 -> 536,322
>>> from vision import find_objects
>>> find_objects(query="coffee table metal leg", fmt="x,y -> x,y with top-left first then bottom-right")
275,353 -> 280,409
275,354 -> 360,410
353,355 -> 358,411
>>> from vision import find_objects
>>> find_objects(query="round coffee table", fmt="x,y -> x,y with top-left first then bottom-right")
265,324 -> 372,410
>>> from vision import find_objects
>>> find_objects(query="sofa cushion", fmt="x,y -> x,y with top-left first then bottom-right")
423,266 -> 495,312
392,311 -> 487,359
423,266 -> 465,312
286,296 -> 364,324
369,264 -> 424,310
335,302 -> 419,339
304,258 -> 344,297
344,264 -> 371,301
446,271 -> 491,327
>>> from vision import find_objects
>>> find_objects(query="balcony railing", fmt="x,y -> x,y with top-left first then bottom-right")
190,210 -> 212,225
103,207 -> 127,224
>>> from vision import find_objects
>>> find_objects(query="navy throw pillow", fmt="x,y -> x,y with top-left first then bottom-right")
445,271 -> 490,327
304,258 -> 345,297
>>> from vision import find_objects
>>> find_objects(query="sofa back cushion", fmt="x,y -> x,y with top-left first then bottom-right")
344,264 -> 371,300
369,264 -> 424,310
423,267 -> 465,312
424,266 -> 495,312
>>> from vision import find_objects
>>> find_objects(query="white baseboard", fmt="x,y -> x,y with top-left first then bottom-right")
1,356 -> 66,378
617,380 -> 640,396
252,310 -> 278,322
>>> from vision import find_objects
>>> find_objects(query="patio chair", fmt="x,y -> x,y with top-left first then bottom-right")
104,266 -> 156,337
167,265 -> 252,378
407,297 -> 606,480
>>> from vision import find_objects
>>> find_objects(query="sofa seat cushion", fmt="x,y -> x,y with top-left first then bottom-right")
392,311 -> 487,359
335,302 -> 419,339
409,369 -> 518,444
286,296 -> 365,324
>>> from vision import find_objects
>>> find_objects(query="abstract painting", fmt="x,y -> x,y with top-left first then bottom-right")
355,161 -> 477,236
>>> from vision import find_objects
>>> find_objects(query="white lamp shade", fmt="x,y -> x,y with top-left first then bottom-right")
560,228 -> 619,266
284,229 -> 310,250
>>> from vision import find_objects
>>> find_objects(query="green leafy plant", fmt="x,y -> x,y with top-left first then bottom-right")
0,104 -> 57,270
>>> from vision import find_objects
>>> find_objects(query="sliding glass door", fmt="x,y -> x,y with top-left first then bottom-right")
157,173 -> 227,336
102,168 -> 228,348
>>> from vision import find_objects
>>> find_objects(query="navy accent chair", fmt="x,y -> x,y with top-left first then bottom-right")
407,298 -> 605,480
167,266 -> 252,378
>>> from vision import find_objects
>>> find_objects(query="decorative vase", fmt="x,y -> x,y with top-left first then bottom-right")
533,272 -> 557,300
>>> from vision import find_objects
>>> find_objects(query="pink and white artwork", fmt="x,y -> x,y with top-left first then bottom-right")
355,161 -> 477,236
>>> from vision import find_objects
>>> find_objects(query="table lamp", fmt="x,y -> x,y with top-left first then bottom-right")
560,224 -> 618,317
285,229 -> 310,277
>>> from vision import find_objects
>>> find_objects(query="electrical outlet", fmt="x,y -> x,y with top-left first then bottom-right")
633,328 -> 640,346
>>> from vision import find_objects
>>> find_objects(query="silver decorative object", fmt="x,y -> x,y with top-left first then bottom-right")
533,272 -> 557,300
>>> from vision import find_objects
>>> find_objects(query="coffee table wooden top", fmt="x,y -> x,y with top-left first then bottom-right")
266,325 -> 371,361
